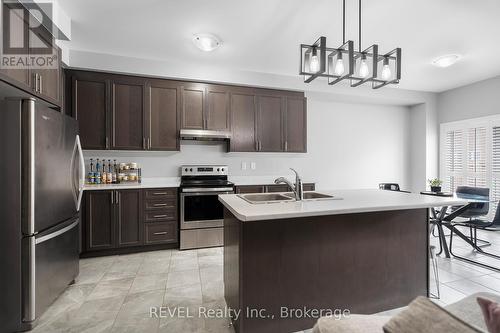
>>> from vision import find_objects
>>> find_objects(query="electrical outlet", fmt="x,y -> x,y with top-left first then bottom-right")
241,162 -> 247,170
251,162 -> 256,170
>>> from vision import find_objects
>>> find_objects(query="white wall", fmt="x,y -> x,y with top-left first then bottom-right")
85,98 -> 411,190
438,76 -> 500,124
69,49 -> 433,191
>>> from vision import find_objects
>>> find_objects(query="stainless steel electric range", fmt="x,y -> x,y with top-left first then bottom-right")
179,165 -> 234,250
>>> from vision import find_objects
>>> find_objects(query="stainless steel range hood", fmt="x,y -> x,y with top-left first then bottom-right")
180,129 -> 232,141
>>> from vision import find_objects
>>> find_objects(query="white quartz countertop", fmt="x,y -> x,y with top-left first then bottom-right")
229,176 -> 315,186
84,176 -> 312,190
83,177 -> 180,190
218,189 -> 469,222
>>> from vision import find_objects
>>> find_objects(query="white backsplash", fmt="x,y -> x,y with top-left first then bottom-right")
83,98 -> 412,191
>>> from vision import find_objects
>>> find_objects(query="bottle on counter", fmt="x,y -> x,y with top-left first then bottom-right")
106,160 -> 113,184
112,160 -> 118,184
87,158 -> 94,184
101,158 -> 107,183
95,159 -> 101,184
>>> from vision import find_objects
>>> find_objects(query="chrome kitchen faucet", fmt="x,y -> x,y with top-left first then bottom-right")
275,168 -> 303,201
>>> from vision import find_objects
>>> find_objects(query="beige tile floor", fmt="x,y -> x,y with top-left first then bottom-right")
29,227 -> 500,333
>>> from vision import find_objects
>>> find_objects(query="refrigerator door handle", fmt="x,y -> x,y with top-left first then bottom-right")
35,219 -> 79,244
22,236 -> 36,323
70,135 -> 85,212
76,135 -> 85,211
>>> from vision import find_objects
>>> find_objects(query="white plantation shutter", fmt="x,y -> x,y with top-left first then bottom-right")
466,127 -> 487,187
441,117 -> 500,221
443,129 -> 464,192
491,127 -> 500,218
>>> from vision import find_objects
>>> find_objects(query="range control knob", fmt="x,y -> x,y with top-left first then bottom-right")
184,168 -> 188,172
221,168 -> 224,172
217,168 -> 220,172
190,168 -> 193,172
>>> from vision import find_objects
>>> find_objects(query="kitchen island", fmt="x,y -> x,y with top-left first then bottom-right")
219,189 -> 467,333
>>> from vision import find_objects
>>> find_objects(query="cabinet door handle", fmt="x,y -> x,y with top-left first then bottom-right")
284,141 -> 288,151
153,203 -> 167,207
106,137 -> 109,149
153,192 -> 167,195
143,138 -> 146,149
39,75 -> 43,94
153,214 -> 168,218
255,140 -> 258,151
33,73 -> 38,92
116,191 -> 120,204
147,138 -> 151,150
153,231 -> 168,235
111,192 -> 114,204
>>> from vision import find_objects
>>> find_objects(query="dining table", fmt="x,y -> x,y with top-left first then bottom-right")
421,191 -> 492,259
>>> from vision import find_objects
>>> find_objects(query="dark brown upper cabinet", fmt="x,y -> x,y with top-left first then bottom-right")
146,79 -> 180,151
65,69 -> 306,153
206,85 -> 230,131
284,97 -> 307,152
30,28 -> 61,104
181,83 -> 205,129
0,4 -> 30,88
257,94 -> 284,152
229,89 -> 257,152
181,83 -> 231,131
111,77 -> 146,150
0,4 -> 62,107
116,189 -> 143,247
70,71 -> 110,150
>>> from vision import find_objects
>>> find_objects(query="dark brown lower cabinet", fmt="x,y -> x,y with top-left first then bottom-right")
85,190 -> 115,251
83,188 -> 178,255
234,185 -> 265,194
145,222 -> 177,244
116,189 -> 143,247
235,183 -> 315,194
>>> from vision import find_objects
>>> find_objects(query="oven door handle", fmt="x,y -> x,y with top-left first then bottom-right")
181,187 -> 234,193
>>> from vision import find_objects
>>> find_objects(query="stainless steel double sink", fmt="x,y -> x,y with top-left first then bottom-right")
238,192 -> 336,204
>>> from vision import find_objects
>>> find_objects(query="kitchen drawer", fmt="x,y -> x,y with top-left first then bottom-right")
144,210 -> 177,223
145,222 -> 177,244
235,185 -> 265,194
144,198 -> 177,210
144,188 -> 177,199
266,184 -> 291,192
303,183 -> 315,191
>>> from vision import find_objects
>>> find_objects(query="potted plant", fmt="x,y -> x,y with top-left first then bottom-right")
428,178 -> 443,193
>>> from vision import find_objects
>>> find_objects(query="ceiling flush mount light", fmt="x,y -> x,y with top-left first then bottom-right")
193,33 -> 221,52
432,54 -> 461,68
299,0 -> 401,89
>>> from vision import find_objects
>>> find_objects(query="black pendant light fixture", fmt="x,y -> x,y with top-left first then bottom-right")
299,0 -> 401,89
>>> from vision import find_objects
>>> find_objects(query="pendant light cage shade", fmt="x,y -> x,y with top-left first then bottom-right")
350,44 -> 378,87
298,0 -> 401,89
327,40 -> 354,85
300,36 -> 327,83
372,48 -> 401,89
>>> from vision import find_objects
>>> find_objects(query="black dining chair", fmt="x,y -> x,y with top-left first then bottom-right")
379,183 -> 411,193
379,183 -> 400,191
450,186 -> 490,246
446,187 -> 500,270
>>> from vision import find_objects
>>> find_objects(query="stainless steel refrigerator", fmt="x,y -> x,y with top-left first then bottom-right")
0,98 -> 85,332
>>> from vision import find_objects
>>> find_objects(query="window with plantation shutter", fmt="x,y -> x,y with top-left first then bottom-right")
443,129 -> 464,192
466,127 -> 487,188
491,126 -> 500,218
440,116 -> 500,220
